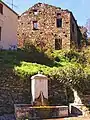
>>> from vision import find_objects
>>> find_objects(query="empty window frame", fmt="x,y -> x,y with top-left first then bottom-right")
55,39 -> 62,50
33,21 -> 38,30
33,9 -> 38,15
57,13 -> 61,17
56,18 -> 62,28
0,3 -> 3,14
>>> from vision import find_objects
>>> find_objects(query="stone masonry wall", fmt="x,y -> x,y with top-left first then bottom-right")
18,3 -> 82,50
0,68 -> 31,115
18,3 -> 71,50
1,68 -> 89,115
0,68 -> 68,115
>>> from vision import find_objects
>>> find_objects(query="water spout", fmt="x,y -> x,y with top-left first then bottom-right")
34,91 -> 48,106
40,91 -> 44,105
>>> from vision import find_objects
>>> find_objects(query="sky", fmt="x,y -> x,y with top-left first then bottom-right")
3,0 -> 90,26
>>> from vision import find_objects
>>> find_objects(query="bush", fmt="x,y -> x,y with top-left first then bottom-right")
1,49 -> 90,97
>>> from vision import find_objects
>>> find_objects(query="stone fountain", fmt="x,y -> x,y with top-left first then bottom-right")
31,74 -> 49,106
14,73 -> 68,119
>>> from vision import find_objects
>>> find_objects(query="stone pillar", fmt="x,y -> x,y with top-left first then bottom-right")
31,74 -> 48,104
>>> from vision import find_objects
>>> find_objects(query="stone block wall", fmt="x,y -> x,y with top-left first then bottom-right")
0,68 -> 68,115
18,3 -> 81,50
48,79 -> 68,105
0,68 -> 89,115
0,68 -> 31,115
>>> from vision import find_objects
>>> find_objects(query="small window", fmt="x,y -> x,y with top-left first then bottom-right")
0,3 -> 3,14
55,39 -> 62,50
57,18 -> 62,28
33,9 -> 38,15
72,23 -> 74,32
57,13 -> 61,16
0,27 -> 1,41
33,21 -> 38,30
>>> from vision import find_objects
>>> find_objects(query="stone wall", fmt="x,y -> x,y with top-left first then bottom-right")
17,3 -> 82,50
70,13 -> 82,49
0,68 -> 90,115
0,68 -> 68,115
0,68 -> 31,115
48,79 -> 68,105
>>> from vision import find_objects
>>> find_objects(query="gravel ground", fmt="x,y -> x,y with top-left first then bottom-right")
0,115 -> 90,120
0,114 -> 15,120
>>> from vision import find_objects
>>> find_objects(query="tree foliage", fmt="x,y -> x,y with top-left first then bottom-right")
13,48 -> 90,94
1,48 -> 90,95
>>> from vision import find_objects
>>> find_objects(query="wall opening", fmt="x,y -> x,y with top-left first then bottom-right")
56,18 -> 62,28
55,39 -> 62,50
33,9 -> 38,15
33,21 -> 38,30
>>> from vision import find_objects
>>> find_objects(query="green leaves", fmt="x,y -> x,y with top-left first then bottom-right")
0,49 -> 90,94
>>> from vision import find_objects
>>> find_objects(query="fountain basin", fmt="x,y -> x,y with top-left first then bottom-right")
14,104 -> 68,119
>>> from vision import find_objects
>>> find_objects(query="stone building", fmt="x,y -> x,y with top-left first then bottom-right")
18,3 -> 82,50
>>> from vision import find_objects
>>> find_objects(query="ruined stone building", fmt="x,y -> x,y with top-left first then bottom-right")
18,3 -> 82,50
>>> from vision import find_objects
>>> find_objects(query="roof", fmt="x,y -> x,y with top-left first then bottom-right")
0,1 -> 18,16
